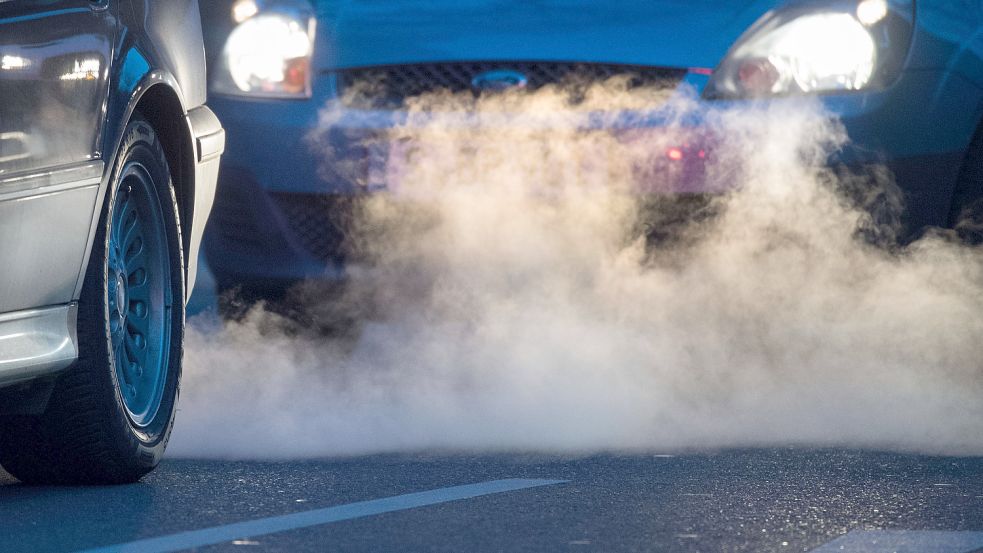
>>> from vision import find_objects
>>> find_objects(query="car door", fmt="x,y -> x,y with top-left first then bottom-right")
0,1 -> 116,313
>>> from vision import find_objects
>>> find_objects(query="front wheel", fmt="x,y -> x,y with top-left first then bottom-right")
0,116 -> 185,485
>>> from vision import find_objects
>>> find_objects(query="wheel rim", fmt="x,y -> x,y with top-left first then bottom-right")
108,162 -> 172,428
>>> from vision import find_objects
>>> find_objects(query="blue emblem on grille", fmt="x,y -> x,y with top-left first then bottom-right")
471,69 -> 529,92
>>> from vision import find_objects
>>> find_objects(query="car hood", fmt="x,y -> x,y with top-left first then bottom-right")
314,0 -> 784,71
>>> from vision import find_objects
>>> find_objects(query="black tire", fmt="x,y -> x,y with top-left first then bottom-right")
0,115 -> 185,485
949,126 -> 983,245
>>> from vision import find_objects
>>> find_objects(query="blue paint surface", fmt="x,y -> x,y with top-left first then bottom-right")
74,478 -> 567,553
312,0 -> 777,71
811,530 -> 983,553
0,8 -> 89,25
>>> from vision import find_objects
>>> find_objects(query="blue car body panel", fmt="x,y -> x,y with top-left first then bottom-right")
312,0 -> 775,71
203,0 -> 983,289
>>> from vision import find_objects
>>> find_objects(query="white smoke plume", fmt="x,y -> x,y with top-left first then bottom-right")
168,83 -> 983,459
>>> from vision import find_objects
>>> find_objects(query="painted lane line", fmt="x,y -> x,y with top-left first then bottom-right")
74,478 -> 567,553
810,530 -> 983,553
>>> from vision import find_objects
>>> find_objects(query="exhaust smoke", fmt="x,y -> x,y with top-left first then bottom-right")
169,83 -> 983,459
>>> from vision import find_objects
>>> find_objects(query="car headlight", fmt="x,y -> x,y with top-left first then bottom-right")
705,0 -> 914,99
211,0 -> 316,99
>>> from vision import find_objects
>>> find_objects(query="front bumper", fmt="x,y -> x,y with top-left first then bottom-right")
186,106 -> 226,298
204,68 -> 981,289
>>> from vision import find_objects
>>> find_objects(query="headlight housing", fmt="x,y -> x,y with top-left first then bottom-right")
211,0 -> 316,99
705,0 -> 914,99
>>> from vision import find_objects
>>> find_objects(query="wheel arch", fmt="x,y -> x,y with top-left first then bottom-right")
75,71 -> 197,301
132,83 -> 196,269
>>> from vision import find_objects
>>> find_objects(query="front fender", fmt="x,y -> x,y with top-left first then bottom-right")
75,0 -> 213,302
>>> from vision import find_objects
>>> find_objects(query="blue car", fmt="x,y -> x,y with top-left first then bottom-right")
201,0 -> 983,299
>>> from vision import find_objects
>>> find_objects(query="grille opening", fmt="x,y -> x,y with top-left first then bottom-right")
273,193 -> 358,263
335,61 -> 687,109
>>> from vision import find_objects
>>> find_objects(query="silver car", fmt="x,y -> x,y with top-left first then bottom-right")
0,1 -> 224,484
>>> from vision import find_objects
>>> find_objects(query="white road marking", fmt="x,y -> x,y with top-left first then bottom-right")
74,478 -> 567,553
810,530 -> 983,553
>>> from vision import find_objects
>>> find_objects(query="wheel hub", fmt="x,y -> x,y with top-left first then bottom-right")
115,273 -> 127,319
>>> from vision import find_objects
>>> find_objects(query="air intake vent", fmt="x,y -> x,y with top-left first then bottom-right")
335,61 -> 687,109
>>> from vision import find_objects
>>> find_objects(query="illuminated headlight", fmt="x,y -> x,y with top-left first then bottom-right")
212,1 -> 316,99
705,0 -> 913,99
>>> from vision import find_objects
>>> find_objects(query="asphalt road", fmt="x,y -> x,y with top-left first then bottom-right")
2,449 -> 982,552
5,267 -> 978,552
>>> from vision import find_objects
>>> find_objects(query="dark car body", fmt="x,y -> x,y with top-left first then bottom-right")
200,0 -> 983,294
0,1 -> 223,431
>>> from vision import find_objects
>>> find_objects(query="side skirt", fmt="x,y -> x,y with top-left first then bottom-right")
0,304 -> 78,390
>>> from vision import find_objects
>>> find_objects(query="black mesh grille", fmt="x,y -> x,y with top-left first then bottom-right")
335,61 -> 687,109
273,193 -> 357,263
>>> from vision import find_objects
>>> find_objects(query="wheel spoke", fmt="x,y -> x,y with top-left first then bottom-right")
124,327 -> 138,354
127,310 -> 151,344
128,269 -> 151,304
124,232 -> 146,267
120,208 -> 140,255
113,186 -> 132,231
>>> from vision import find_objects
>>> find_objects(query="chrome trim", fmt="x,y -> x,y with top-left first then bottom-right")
188,106 -> 226,162
0,304 -> 78,388
0,161 -> 104,201
471,69 -> 529,91
197,130 -> 226,163
0,131 -> 30,164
